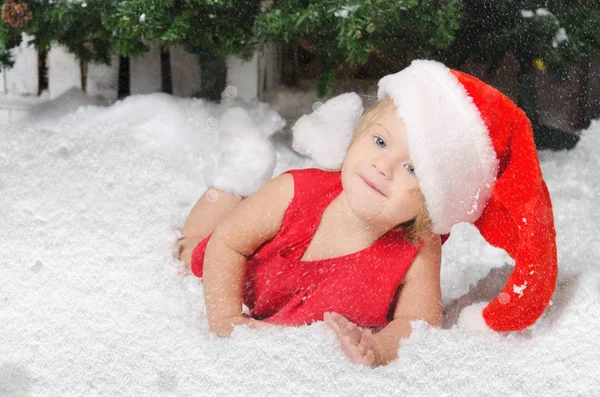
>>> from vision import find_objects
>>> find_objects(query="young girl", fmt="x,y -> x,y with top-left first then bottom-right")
177,60 -> 559,368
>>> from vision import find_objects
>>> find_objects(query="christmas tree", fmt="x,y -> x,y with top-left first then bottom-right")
106,0 -> 262,100
1,0 -> 262,100
441,0 -> 600,150
1,0 -> 116,92
254,0 -> 462,97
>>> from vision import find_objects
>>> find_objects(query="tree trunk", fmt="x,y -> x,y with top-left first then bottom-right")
117,56 -> 130,99
80,58 -> 88,93
517,58 -> 540,124
518,58 -> 579,151
575,59 -> 591,131
37,49 -> 48,96
197,48 -> 227,102
160,46 -> 173,94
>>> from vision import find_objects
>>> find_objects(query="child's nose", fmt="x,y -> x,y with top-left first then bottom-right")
371,156 -> 393,179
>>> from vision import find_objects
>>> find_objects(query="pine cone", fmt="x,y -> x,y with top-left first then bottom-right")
2,0 -> 33,28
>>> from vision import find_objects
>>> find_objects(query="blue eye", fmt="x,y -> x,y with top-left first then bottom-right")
374,136 -> 386,149
405,164 -> 415,175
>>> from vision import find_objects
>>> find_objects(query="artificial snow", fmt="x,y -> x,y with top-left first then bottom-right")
553,27 -> 569,48
334,5 -> 359,19
535,8 -> 554,17
1,89 -> 599,396
520,9 -> 535,18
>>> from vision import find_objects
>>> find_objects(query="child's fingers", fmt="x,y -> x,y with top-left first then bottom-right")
344,322 -> 361,346
325,312 -> 377,367
356,329 -> 372,355
330,312 -> 350,329
326,312 -> 361,346
330,313 -> 354,337
362,349 -> 376,368
324,312 -> 342,337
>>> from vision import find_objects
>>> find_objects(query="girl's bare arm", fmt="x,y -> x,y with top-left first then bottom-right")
202,173 -> 294,337
370,233 -> 443,366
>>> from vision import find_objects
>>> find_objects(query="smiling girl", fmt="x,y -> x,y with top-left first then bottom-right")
177,60 -> 558,368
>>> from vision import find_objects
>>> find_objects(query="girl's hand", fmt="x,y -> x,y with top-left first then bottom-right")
210,313 -> 281,338
324,311 -> 377,368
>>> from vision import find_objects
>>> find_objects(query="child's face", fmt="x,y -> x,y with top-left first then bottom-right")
341,100 -> 422,228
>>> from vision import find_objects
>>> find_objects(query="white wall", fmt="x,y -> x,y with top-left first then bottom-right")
171,46 -> 201,97
47,44 -> 81,99
0,34 -> 38,96
1,40 -> 282,125
87,53 -> 119,101
130,44 -> 161,95
226,51 -> 259,103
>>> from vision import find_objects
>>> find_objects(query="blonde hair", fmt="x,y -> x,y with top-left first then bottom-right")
327,95 -> 432,246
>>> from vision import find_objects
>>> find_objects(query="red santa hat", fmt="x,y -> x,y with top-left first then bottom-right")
377,59 -> 558,332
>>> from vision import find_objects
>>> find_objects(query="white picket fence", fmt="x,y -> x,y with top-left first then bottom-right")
0,34 -> 282,125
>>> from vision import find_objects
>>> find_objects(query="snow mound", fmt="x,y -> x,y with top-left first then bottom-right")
0,92 -> 599,396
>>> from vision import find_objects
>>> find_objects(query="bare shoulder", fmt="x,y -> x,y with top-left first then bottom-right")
212,172 -> 294,256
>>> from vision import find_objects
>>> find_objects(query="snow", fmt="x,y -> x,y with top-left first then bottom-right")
535,8 -> 554,18
520,10 -> 534,18
553,27 -> 569,48
1,89 -> 599,396
334,5 -> 359,19
521,7 -> 568,49
334,9 -> 349,18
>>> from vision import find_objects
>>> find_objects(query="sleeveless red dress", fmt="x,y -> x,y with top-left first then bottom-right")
190,168 -> 450,328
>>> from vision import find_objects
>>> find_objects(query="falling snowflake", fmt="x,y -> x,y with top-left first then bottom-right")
513,281 -> 528,298
334,5 -> 359,19
553,27 -> 568,48
535,8 -> 553,17
520,10 -> 534,18
466,188 -> 481,215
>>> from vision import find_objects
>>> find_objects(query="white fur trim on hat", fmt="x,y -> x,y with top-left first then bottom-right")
377,60 -> 498,234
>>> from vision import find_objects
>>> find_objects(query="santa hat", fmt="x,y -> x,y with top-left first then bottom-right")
377,59 -> 558,332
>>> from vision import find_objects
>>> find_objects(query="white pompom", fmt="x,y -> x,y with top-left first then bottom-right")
456,302 -> 495,335
205,107 -> 277,197
292,92 -> 363,169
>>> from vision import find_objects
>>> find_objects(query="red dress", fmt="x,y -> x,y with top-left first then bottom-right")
190,168 -> 450,328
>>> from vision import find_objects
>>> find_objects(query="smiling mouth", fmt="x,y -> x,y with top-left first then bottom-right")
360,175 -> 386,197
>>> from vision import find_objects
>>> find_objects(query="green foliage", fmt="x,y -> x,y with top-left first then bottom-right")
0,0 -> 260,68
49,0 -> 115,64
442,0 -> 600,78
107,0 -> 261,60
255,0 -> 462,97
0,18 -> 22,67
0,0 -> 115,67
3,0 -> 596,102
439,0 -> 600,149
